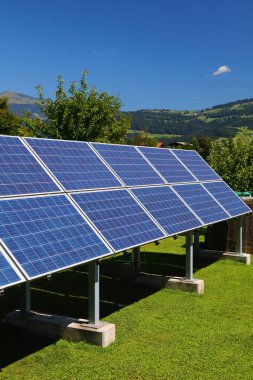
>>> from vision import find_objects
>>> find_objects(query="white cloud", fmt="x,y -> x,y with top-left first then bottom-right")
213,65 -> 232,76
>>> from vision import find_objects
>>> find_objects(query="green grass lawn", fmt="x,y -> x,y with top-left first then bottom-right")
1,236 -> 253,379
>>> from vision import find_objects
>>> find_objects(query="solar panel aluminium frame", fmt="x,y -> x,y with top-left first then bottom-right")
69,187 -> 167,253
89,141 -> 167,187
201,180 -> 252,217
199,182 -> 233,217
0,135 -> 63,199
171,182 -> 232,226
0,193 -> 114,281
23,137 -> 125,192
0,247 -> 25,289
88,142 -> 127,187
132,146 -> 169,183
172,148 -> 223,182
128,184 -> 204,236
136,145 -> 200,184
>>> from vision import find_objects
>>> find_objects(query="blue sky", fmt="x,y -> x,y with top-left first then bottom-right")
1,0 -> 253,110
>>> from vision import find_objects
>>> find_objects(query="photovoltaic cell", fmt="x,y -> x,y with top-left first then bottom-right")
131,186 -> 202,235
172,183 -> 230,224
0,136 -> 59,197
172,149 -> 220,181
138,147 -> 196,183
72,190 -> 165,252
0,195 -> 111,279
0,249 -> 23,289
25,138 -> 122,191
91,143 -> 165,186
203,181 -> 251,217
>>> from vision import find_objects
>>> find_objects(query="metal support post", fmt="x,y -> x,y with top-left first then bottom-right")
185,231 -> 193,281
131,246 -> 141,276
236,216 -> 243,254
20,282 -> 31,313
193,229 -> 200,253
88,260 -> 100,326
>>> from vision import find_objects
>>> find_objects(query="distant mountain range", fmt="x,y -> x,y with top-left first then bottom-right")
0,91 -> 42,117
1,91 -> 253,140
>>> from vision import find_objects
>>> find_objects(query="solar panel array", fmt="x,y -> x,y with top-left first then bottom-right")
72,190 -> 165,252
0,249 -> 24,289
0,134 -> 251,288
172,184 -> 230,225
0,194 -> 111,279
91,143 -> 165,186
138,147 -> 197,184
172,149 -> 220,181
203,181 -> 250,217
26,138 -> 122,191
131,186 -> 202,235
0,136 -> 59,197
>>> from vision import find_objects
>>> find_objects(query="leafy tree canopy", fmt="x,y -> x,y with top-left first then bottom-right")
208,128 -> 253,191
126,131 -> 158,147
0,97 -> 23,136
178,136 -> 213,159
24,71 -> 130,143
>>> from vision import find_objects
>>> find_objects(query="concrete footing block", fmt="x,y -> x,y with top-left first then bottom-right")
221,252 -> 251,265
5,311 -> 115,348
196,250 -> 251,265
165,277 -> 204,294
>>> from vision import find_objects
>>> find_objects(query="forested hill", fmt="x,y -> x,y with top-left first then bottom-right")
127,98 -> 253,138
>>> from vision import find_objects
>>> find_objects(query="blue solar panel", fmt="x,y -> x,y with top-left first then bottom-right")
172,149 -> 220,181
72,190 -> 165,252
172,183 -> 230,224
0,136 -> 59,197
25,138 -> 122,191
131,186 -> 202,235
0,249 -> 24,289
91,143 -> 165,186
203,181 -> 251,217
0,195 -> 111,279
138,147 -> 197,183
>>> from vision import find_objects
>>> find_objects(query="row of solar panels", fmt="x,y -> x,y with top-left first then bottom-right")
0,135 -> 221,197
0,135 -> 251,290
0,183 -> 250,289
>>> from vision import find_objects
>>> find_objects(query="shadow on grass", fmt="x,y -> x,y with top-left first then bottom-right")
0,250 -> 218,369
0,324 -> 56,370
136,250 -> 219,277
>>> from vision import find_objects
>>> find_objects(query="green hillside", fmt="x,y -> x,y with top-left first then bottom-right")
1,91 -> 253,140
128,98 -> 253,140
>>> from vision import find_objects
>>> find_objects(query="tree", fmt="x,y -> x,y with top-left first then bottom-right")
0,97 -> 23,135
24,71 -> 130,143
208,128 -> 253,191
126,131 -> 158,147
191,136 -> 213,159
